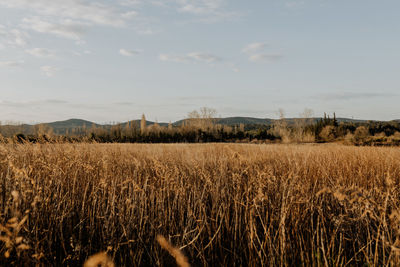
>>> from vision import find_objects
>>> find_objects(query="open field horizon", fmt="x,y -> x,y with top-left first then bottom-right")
1,1 -> 399,266
1,143 -> 400,266
2,109 -> 400,147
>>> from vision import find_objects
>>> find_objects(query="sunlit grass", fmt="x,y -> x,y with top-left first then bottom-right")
1,143 -> 400,266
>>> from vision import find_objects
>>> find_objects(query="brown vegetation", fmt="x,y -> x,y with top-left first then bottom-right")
1,143 -> 400,266
1,110 -> 400,146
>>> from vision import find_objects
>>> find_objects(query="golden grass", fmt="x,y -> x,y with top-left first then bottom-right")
156,235 -> 190,267
0,143 -> 400,266
83,252 -> 114,267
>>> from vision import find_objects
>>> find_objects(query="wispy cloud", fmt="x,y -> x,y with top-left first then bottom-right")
159,52 -> 222,64
0,60 -> 24,67
317,92 -> 397,101
136,28 -> 156,35
0,99 -> 68,107
119,0 -> 143,7
146,0 -> 240,23
159,51 -> 239,72
0,0 -> 141,45
25,48 -> 55,58
113,101 -> 135,106
40,65 -> 58,77
72,50 -> 92,56
22,17 -> 87,40
243,42 -> 283,63
227,62 -> 239,72
242,42 -> 268,53
0,0 -> 127,27
178,96 -> 219,101
159,54 -> 189,63
119,48 -> 142,57
121,11 -> 138,19
249,54 -> 283,62
176,0 -> 225,15
119,0 -> 230,17
0,25 -> 29,47
121,0 -> 239,22
8,29 -> 29,46
285,1 -> 305,8
187,52 -> 222,63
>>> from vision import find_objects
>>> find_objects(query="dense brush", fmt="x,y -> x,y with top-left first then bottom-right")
0,143 -> 399,266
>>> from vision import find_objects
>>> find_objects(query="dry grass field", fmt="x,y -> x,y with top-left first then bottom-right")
1,143 -> 400,266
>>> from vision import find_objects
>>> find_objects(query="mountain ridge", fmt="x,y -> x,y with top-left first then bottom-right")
3,116 -> 398,127
2,117 -> 398,136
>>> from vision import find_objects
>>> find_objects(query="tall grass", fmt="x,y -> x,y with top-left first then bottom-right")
0,143 -> 400,266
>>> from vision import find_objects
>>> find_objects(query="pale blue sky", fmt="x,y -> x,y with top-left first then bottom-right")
0,0 -> 399,123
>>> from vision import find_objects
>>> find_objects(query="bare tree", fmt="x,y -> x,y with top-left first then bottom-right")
187,107 -> 217,130
271,109 -> 291,143
293,108 -> 315,142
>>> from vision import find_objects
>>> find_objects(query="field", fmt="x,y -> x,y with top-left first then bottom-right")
1,143 -> 400,266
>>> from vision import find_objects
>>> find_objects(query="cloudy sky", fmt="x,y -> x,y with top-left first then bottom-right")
0,0 -> 399,123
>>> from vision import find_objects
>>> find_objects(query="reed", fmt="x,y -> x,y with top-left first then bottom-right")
0,143 -> 399,266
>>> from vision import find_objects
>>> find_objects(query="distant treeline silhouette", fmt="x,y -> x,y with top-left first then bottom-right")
1,109 -> 400,146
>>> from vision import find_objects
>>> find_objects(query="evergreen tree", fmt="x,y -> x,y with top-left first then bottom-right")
140,114 -> 146,134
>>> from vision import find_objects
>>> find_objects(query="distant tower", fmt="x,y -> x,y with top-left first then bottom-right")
140,114 -> 146,134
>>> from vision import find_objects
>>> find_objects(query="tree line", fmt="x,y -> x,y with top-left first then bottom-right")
1,109 -> 400,146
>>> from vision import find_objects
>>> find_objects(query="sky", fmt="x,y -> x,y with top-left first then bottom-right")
0,0 -> 399,123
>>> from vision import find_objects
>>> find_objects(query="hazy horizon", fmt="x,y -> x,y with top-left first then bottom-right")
1,0 -> 399,122
0,113 -> 397,126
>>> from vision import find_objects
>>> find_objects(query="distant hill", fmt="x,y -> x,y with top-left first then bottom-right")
175,117 -> 374,127
173,117 -> 273,126
217,117 -> 274,125
48,119 -> 98,128
119,120 -> 169,128
0,117 -> 398,136
48,119 -> 100,134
